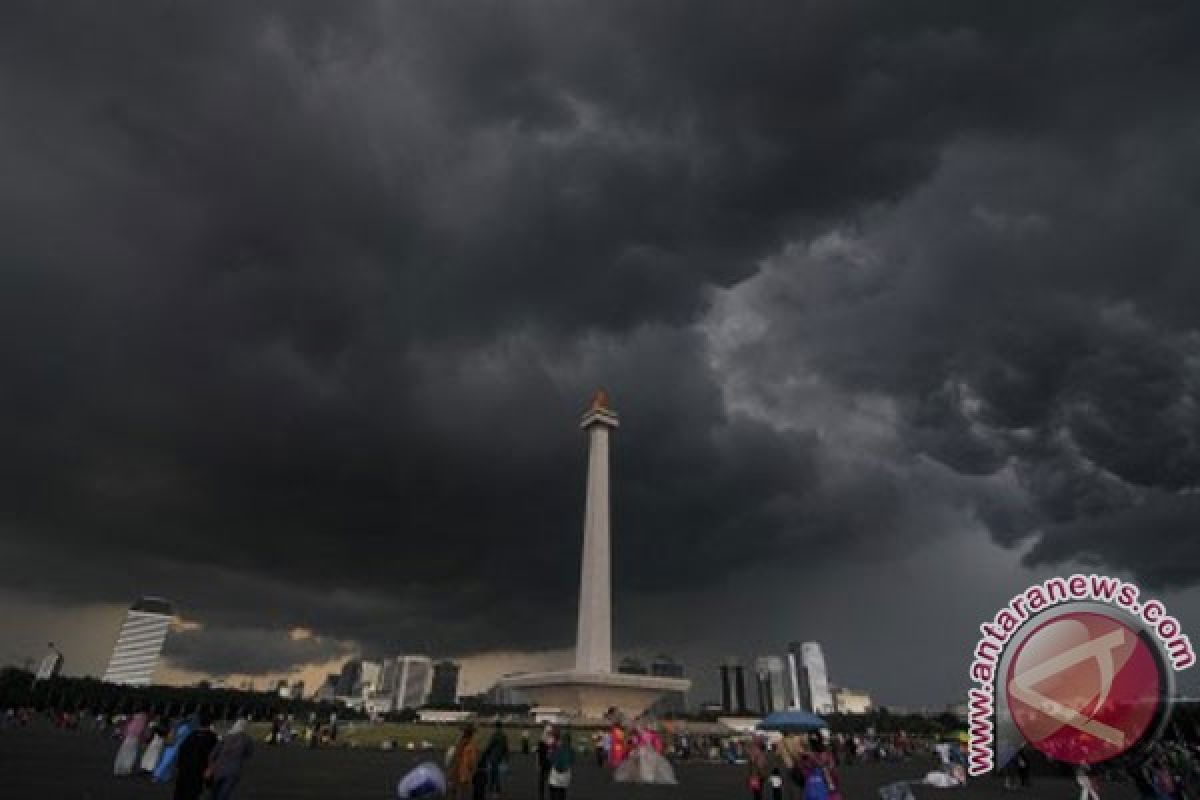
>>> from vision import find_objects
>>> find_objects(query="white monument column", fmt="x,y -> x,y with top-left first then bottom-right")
575,390 -> 618,673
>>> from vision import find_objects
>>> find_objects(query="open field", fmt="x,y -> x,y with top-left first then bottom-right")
1,722 -> 1146,799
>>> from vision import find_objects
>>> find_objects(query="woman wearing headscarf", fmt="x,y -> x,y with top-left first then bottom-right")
140,716 -> 169,774
613,724 -> 677,785
208,718 -> 254,800
113,711 -> 149,776
173,712 -> 218,800
154,715 -> 196,783
747,735 -> 770,800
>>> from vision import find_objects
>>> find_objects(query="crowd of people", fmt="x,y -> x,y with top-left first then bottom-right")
110,709 -> 254,800
9,700 -> 1200,799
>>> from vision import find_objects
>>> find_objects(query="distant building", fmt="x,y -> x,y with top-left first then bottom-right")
102,597 -> 174,686
291,680 -> 305,700
719,658 -> 747,713
485,675 -> 525,706
276,679 -> 291,698
650,655 -> 684,679
430,660 -> 461,706
364,655 -> 434,713
359,661 -> 383,694
335,660 -> 362,697
313,674 -> 339,703
617,656 -> 648,675
785,641 -> 831,712
800,642 -> 834,714
833,687 -> 872,714
35,645 -> 63,680
395,655 -> 434,708
755,656 -> 787,714
649,655 -> 686,714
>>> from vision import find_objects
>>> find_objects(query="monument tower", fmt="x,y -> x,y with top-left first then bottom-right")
575,389 -> 617,673
496,391 -> 690,719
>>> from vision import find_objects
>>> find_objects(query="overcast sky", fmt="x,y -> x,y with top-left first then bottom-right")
3,2 -> 1200,707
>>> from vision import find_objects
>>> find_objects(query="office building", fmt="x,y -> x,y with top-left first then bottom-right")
430,660 -> 461,706
102,597 -> 174,686
650,655 -> 684,679
335,660 -> 362,697
755,655 -> 787,714
833,687 -> 872,714
801,642 -> 834,713
719,657 -> 747,713
359,660 -> 383,694
649,655 -> 686,714
394,655 -> 434,708
617,656 -> 648,675
35,644 -> 63,680
364,655 -> 435,713
313,674 -> 339,703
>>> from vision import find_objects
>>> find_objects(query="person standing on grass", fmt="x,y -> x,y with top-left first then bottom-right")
208,718 -> 254,800
747,735 -> 769,800
113,710 -> 148,776
536,725 -> 557,800
173,712 -> 217,800
448,724 -> 480,800
481,720 -> 510,799
547,732 -> 575,800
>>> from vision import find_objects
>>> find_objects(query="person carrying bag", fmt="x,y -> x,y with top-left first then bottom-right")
547,732 -> 575,799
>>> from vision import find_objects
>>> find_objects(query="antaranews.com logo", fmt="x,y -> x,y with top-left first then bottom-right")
968,574 -> 1195,775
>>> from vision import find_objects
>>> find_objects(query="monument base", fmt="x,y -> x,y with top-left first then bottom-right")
495,670 -> 690,721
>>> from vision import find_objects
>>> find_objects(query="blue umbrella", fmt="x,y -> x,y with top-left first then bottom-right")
756,710 -> 828,733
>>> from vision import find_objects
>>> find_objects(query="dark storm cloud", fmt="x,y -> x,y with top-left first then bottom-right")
163,625 -> 352,677
2,1 -> 1200,676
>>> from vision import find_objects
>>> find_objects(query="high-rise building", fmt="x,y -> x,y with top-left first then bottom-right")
801,642 -> 834,714
313,674 -> 339,703
359,660 -> 383,694
365,655 -> 435,713
719,657 -> 747,713
35,644 -> 63,680
649,655 -> 686,715
102,597 -> 174,686
755,656 -> 787,714
650,655 -> 684,679
785,642 -> 812,710
617,657 -> 648,675
335,660 -> 362,697
291,680 -> 305,700
395,655 -> 434,709
430,660 -> 461,706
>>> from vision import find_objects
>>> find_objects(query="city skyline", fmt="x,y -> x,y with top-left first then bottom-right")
2,3 -> 1200,709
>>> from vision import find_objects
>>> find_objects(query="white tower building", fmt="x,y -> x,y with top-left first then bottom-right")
495,391 -> 690,718
575,391 -> 618,673
102,597 -> 174,686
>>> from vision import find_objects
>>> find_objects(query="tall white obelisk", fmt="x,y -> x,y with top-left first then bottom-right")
575,389 -> 617,673
494,390 -> 689,718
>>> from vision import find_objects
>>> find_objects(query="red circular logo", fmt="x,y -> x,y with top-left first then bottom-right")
1005,611 -> 1162,764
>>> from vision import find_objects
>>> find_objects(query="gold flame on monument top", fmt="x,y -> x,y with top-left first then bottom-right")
590,388 -> 610,411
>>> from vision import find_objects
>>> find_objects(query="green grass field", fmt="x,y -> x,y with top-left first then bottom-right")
245,721 -> 547,750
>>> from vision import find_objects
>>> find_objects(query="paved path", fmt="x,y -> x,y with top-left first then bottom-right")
0,723 -> 1143,799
